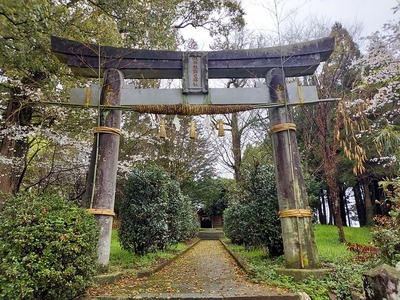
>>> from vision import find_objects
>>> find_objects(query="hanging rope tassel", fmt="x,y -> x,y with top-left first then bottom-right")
85,85 -> 92,108
218,119 -> 225,137
297,81 -> 304,105
159,119 -> 166,139
190,120 -> 197,139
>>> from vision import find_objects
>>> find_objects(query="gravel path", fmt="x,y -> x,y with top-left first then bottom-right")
89,240 -> 293,298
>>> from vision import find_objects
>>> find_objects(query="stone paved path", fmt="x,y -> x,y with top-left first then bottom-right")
90,240 -> 296,299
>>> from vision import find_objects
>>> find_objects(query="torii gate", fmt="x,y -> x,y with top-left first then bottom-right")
51,36 -> 335,271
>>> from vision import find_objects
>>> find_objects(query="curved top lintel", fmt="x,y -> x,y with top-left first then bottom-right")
51,36 -> 334,79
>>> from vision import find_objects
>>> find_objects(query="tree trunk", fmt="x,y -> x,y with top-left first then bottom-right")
354,182 -> 366,226
84,69 -> 123,270
322,190 -> 328,224
231,112 -> 242,182
326,189 -> 334,225
0,130 -> 18,194
344,188 -> 352,227
316,102 -> 345,241
0,88 -> 32,195
327,176 -> 346,242
267,68 -> 319,269
372,180 -> 384,215
362,180 -> 375,226
317,191 -> 326,224
340,186 -> 347,227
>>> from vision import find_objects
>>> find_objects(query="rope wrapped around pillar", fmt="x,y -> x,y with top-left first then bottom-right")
269,123 -> 296,135
93,126 -> 122,136
86,208 -> 116,217
278,209 -> 313,218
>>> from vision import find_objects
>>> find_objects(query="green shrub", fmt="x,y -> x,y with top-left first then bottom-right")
0,193 -> 99,300
119,165 -> 198,255
223,203 -> 246,244
179,196 -> 200,240
372,215 -> 400,266
372,179 -> 400,266
224,163 -> 283,256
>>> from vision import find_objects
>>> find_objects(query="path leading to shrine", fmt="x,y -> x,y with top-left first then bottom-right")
89,240 -> 298,299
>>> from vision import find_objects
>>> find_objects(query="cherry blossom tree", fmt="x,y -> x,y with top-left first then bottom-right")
0,0 -> 245,199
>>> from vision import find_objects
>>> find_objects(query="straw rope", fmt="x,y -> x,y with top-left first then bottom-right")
278,209 -> 313,218
130,104 -> 254,115
269,122 -> 296,135
86,208 -> 116,217
93,126 -> 122,136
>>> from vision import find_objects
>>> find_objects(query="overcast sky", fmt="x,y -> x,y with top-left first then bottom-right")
182,0 -> 399,50
243,0 -> 398,36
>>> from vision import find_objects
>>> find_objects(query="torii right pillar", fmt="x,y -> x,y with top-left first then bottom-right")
267,68 -> 320,269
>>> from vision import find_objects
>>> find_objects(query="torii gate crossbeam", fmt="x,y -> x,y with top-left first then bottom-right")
51,36 -> 333,79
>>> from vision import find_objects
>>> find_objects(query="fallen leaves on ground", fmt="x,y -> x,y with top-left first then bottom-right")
88,240 -> 288,297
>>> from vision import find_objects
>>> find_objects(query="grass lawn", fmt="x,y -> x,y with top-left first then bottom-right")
315,224 -> 372,262
224,224 -> 376,299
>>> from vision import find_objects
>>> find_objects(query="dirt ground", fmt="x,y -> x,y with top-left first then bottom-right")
88,240 -> 293,298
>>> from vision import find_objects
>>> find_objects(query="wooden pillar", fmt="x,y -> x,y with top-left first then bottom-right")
267,68 -> 319,269
84,69 -> 123,269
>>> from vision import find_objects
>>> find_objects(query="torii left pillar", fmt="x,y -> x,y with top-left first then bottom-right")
84,69 -> 123,270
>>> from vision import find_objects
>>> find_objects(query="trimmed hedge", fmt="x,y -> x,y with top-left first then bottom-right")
0,193 -> 99,300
